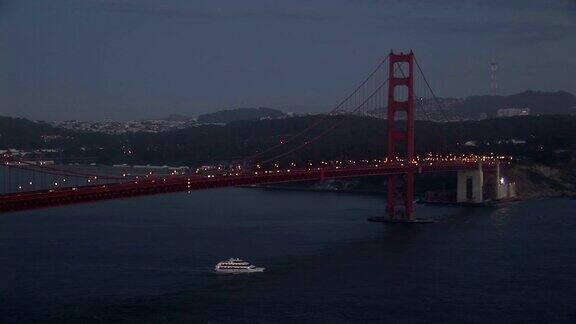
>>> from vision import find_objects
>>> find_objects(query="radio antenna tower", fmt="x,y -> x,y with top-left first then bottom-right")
490,60 -> 498,95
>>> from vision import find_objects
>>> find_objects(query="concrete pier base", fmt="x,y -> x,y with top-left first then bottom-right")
457,163 -> 484,203
367,217 -> 436,223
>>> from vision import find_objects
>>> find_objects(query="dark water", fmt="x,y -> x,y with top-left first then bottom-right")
1,189 -> 575,323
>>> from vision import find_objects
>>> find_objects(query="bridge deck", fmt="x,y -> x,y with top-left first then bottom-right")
0,162 -> 496,213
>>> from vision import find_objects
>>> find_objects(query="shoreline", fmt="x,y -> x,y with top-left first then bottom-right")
240,184 -> 575,203
238,184 -> 388,196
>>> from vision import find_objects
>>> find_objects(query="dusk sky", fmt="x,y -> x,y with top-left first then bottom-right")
0,0 -> 575,120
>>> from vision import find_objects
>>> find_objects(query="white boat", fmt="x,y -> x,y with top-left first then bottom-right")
214,258 -> 265,274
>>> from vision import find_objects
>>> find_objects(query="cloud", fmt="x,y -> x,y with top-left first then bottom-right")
351,0 -> 576,45
78,0 -> 324,22
85,0 -> 218,19
411,17 -> 572,44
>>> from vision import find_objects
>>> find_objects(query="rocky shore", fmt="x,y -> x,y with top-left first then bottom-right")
508,163 -> 576,199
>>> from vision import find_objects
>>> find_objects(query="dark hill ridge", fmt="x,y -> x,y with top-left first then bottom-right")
452,90 -> 576,118
2,114 -> 574,167
197,107 -> 285,124
0,116 -> 66,148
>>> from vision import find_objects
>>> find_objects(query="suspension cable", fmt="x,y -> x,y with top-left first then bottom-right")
243,55 -> 390,164
256,66 -> 394,165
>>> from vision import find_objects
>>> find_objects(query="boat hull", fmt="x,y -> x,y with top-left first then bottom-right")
215,267 -> 265,274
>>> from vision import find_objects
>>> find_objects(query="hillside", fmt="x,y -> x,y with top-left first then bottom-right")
0,116 -> 66,149
451,90 -> 576,119
2,114 -> 574,168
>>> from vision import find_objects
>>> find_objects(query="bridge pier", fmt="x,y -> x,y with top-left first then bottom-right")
384,171 -> 416,222
455,161 -> 517,204
493,161 -> 516,200
456,162 -> 484,203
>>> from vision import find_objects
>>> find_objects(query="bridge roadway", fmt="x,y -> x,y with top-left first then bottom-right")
0,161 -> 496,213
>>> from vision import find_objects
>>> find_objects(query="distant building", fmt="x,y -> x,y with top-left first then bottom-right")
497,108 -> 530,118
49,118 -> 196,134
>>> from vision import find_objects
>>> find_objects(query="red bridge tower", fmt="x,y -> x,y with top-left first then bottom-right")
386,51 -> 415,221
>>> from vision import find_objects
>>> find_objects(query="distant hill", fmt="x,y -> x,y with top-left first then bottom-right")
0,116 -> 65,148
158,114 -> 193,122
452,91 -> 576,119
197,107 -> 285,124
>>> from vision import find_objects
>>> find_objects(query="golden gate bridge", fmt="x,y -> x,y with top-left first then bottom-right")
0,51 -> 512,221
